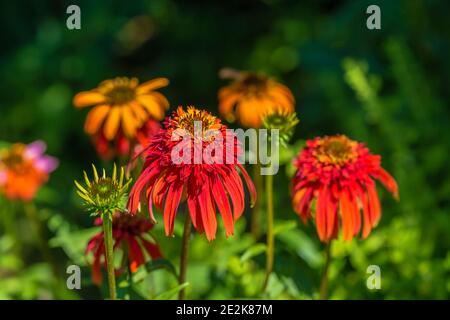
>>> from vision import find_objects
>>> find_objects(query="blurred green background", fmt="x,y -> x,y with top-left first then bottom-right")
0,0 -> 449,299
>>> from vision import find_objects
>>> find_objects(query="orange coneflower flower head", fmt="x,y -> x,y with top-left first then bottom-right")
86,212 -> 162,285
128,106 -> 257,241
0,141 -> 58,201
218,69 -> 295,128
291,135 -> 398,242
73,76 -> 169,159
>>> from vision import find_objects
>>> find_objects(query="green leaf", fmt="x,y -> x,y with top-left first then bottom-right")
154,282 -> 189,300
240,243 -> 267,262
274,220 -> 298,236
144,258 -> 178,278
277,229 -> 322,268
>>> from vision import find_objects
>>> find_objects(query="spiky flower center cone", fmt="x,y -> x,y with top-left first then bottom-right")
99,78 -> 138,105
107,86 -> 135,105
241,73 -> 268,94
313,135 -> 357,166
171,107 -> 222,142
90,177 -> 120,201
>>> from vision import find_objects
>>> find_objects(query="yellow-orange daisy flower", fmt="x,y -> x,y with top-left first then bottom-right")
218,70 -> 295,128
73,77 -> 169,157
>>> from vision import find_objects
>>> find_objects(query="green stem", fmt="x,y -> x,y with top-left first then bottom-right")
178,213 -> 192,300
1,199 -> 21,254
251,162 -> 262,240
102,213 -> 117,300
319,241 -> 332,300
262,173 -> 274,291
24,202 -> 59,278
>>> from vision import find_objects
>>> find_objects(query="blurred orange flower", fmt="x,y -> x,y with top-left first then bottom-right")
0,141 -> 58,201
218,70 -> 295,128
73,77 -> 169,158
291,135 -> 398,242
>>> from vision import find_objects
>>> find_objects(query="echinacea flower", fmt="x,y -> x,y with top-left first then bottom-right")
291,135 -> 398,242
73,77 -> 169,158
218,70 -> 295,128
75,164 -> 132,215
0,141 -> 58,201
86,212 -> 162,285
128,106 -> 257,241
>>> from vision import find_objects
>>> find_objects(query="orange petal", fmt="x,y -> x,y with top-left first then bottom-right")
137,95 -> 165,120
150,92 -> 170,110
219,93 -> 239,121
73,91 -> 105,108
103,107 -> 121,140
137,78 -> 169,94
121,106 -> 138,138
236,99 -> 262,128
84,105 -> 110,134
268,88 -> 295,111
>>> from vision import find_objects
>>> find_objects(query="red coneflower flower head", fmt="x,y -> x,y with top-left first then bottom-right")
86,212 -> 162,285
291,135 -> 398,242
128,106 -> 256,241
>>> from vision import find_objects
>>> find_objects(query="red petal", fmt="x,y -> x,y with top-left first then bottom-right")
376,168 -> 399,200
128,166 -> 159,214
187,197 -> 203,234
163,182 -> 183,237
152,175 -> 168,210
127,236 -> 145,273
211,175 -> 234,237
367,181 -> 381,226
292,187 -> 314,223
360,187 -> 372,238
91,241 -> 104,285
325,188 -> 338,240
199,179 -> 217,241
141,238 -> 163,259
316,187 -> 328,242
339,189 -> 354,241
237,164 -> 257,208
223,169 -> 244,219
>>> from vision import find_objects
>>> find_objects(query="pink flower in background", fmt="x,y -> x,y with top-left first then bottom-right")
0,140 -> 59,201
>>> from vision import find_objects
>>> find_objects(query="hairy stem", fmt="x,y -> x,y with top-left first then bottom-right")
102,213 -> 117,300
178,213 -> 192,300
24,202 -> 59,278
251,162 -> 263,240
319,241 -> 332,300
262,173 -> 274,291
